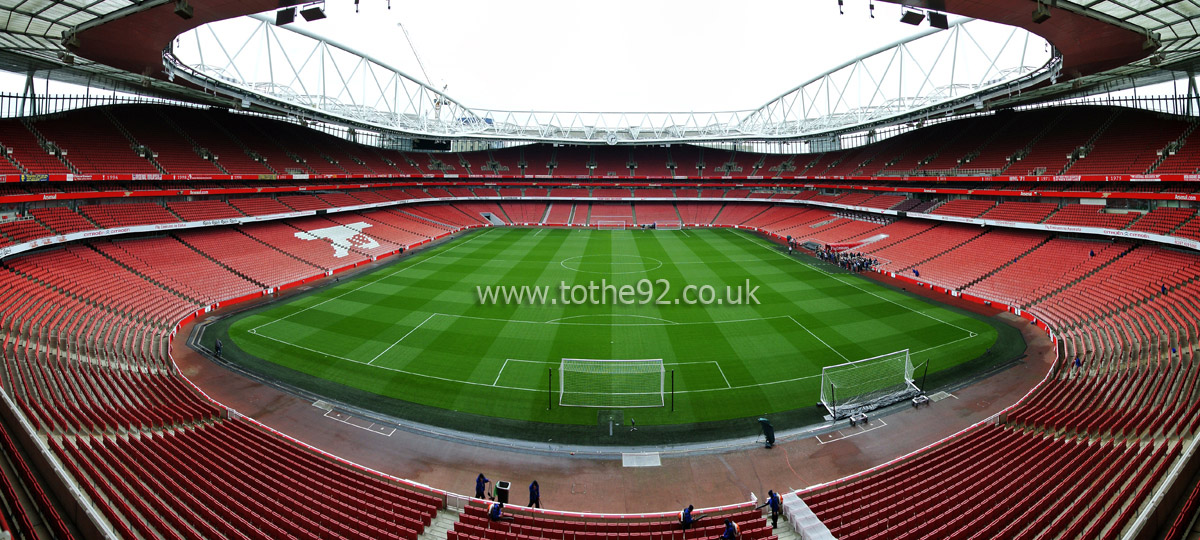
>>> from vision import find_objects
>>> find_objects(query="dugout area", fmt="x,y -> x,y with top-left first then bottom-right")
194,227 -> 1027,446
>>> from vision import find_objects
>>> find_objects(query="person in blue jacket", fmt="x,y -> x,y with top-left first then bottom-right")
679,505 -> 696,530
528,480 -> 541,508
489,502 -> 514,522
475,473 -> 490,500
718,519 -> 741,540
756,490 -> 782,528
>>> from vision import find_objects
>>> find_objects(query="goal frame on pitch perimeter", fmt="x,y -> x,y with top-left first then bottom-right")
558,358 -> 666,408
821,349 -> 923,420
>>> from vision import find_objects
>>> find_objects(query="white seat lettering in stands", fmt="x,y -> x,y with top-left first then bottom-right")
294,222 -> 380,258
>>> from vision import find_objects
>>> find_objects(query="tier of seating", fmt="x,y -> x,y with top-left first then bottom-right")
1126,207 -> 1196,235
239,221 -> 368,270
868,224 -> 988,272
29,109 -> 159,174
589,203 -> 634,225
166,200 -> 244,222
28,206 -> 97,234
0,104 -> 1196,179
78,202 -> 181,229
929,199 -> 996,218
1044,204 -> 1141,230
980,201 -> 1059,223
570,203 -> 590,225
3,190 -> 1198,260
501,202 -> 548,224
109,106 -> 223,175
900,229 -> 1050,291
94,237 -> 261,305
0,219 -> 50,247
964,238 -> 1128,308
174,228 -> 320,288
803,424 -> 1179,540
532,201 -> 570,224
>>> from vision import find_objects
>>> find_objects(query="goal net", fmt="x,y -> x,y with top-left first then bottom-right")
597,220 -> 627,230
654,221 -> 682,230
820,349 -> 918,419
559,358 -> 665,408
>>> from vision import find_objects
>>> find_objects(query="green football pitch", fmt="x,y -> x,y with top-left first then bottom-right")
225,227 -> 1000,427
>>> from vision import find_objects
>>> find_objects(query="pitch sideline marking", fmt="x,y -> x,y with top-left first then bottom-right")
250,228 -> 496,334
367,313 -> 437,365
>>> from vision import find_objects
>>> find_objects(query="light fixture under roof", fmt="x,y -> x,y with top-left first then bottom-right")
299,2 -> 326,21
900,8 -> 925,26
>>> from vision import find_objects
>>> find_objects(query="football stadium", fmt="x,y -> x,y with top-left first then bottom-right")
0,0 -> 1199,538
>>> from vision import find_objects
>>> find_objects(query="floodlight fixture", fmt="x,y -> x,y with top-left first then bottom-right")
275,7 -> 296,25
928,12 -> 948,29
300,3 -> 327,21
900,8 -> 925,26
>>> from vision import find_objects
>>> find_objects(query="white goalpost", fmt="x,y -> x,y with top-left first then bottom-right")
596,220 -> 627,230
559,358 -> 665,408
820,349 -> 920,419
654,221 -> 682,230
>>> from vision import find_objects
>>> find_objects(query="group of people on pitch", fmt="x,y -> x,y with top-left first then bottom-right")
815,246 -> 878,273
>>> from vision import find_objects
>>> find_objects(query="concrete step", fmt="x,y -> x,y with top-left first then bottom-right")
416,508 -> 461,540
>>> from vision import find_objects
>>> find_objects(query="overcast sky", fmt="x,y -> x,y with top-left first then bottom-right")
264,0 -> 939,112
0,1 -> 1189,116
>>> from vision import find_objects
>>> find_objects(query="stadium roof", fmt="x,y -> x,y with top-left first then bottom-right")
0,0 -> 1195,142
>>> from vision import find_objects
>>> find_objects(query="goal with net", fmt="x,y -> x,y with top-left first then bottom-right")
596,221 -> 627,230
820,349 -> 919,419
559,358 -> 665,408
654,221 -> 682,230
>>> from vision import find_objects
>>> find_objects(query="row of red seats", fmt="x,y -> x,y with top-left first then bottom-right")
868,223 -> 988,272
455,503 -> 774,540
902,229 -> 1050,291
175,228 -> 322,288
78,202 -> 181,229
964,238 -> 1128,308
979,201 -> 1059,223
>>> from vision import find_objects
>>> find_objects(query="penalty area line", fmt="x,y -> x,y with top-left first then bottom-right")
247,330 -> 544,392
492,359 -> 511,386
787,315 -> 850,362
